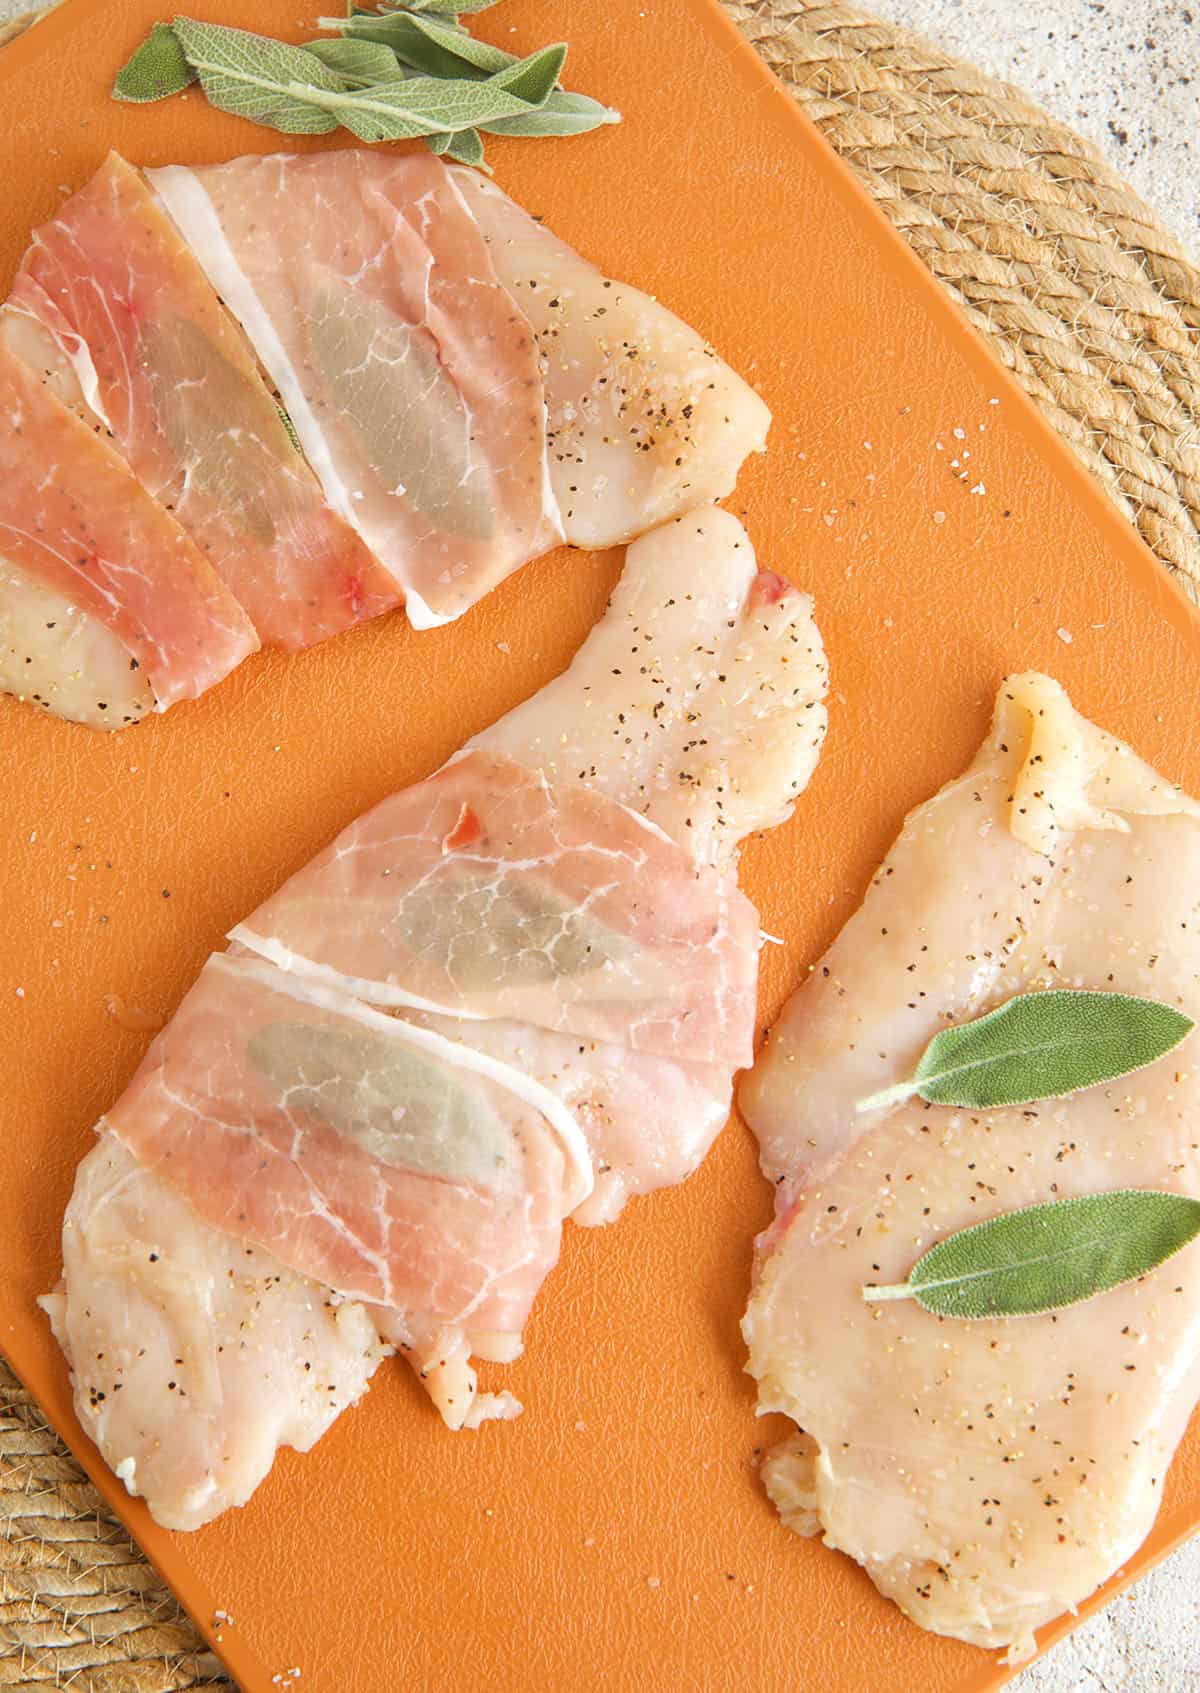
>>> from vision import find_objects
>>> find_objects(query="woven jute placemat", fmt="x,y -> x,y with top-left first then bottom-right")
3,2 -> 1200,1689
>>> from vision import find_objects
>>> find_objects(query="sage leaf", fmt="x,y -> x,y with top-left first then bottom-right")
394,0 -> 500,14
442,127 -> 485,166
308,284 -> 496,539
113,21 -> 196,102
171,18 -> 343,135
303,37 -> 407,82
862,1190 -> 1200,1319
276,402 -> 303,454
247,1019 -> 511,1185
486,41 -> 566,106
393,868 -> 627,989
856,990 -> 1193,1115
333,9 -> 513,78
297,63 -> 558,145
140,313 -> 279,541
481,88 -> 620,137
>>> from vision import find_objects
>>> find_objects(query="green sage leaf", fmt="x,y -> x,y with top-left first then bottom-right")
481,88 -> 620,137
303,37 -> 407,82
139,313 -> 280,541
276,402 -> 303,454
113,22 -> 197,102
333,9 -> 513,77
857,990 -> 1194,1114
485,41 -> 565,105
297,64 -> 556,145
392,0 -> 499,15
441,126 -> 486,166
170,17 -> 343,135
862,1189 -> 1200,1319
247,1020 -> 511,1185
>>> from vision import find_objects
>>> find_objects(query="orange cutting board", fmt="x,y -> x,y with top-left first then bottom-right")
1,3 -> 1198,1689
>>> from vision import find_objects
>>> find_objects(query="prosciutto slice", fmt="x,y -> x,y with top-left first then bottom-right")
4,153 -> 396,650
231,749 -> 758,1070
0,342 -> 256,720
48,510 -> 828,1525
740,674 -> 1200,1661
149,151 -> 560,628
106,951 -> 591,1320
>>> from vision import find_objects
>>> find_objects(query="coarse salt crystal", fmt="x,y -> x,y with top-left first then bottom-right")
1057,627 -> 1074,644
933,511 -> 947,524
971,482 -> 986,495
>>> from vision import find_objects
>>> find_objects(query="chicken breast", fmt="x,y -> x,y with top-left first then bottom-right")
451,173 -> 772,551
740,673 -> 1200,1662
49,510 -> 827,1523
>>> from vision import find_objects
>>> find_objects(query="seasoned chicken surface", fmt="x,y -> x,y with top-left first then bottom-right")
741,674 -> 1200,1661
451,173 -> 771,553
43,1137 -> 388,1532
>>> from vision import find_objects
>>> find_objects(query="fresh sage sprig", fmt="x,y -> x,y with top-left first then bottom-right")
861,1189 -> 1200,1319
113,3 -> 619,168
855,989 -> 1193,1115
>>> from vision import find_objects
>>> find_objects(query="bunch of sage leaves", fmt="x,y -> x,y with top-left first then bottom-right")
113,0 -> 619,168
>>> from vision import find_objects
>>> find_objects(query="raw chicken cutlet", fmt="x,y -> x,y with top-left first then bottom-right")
740,673 -> 1200,1662
47,509 -> 827,1527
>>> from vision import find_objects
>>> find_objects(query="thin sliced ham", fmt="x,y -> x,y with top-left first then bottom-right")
407,1011 -> 733,1227
231,748 -> 758,1070
149,151 -> 560,629
451,170 -> 771,549
0,342 -> 256,716
105,951 -> 590,1320
4,153 -> 396,650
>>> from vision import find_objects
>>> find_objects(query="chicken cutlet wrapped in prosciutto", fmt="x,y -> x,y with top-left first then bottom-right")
740,674 -> 1200,1662
149,149 -> 770,625
44,510 -> 827,1527
3,148 -> 769,724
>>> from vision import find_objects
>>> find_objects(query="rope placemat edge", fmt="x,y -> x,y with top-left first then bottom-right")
3,1 -> 1200,1689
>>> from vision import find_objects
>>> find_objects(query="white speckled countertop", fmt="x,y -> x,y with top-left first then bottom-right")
0,0 -> 1197,1687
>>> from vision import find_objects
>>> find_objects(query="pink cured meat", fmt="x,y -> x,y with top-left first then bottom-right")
232,750 -> 758,1071
6,154 -> 398,650
0,342 -> 256,708
105,953 -> 574,1323
149,151 -> 560,628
